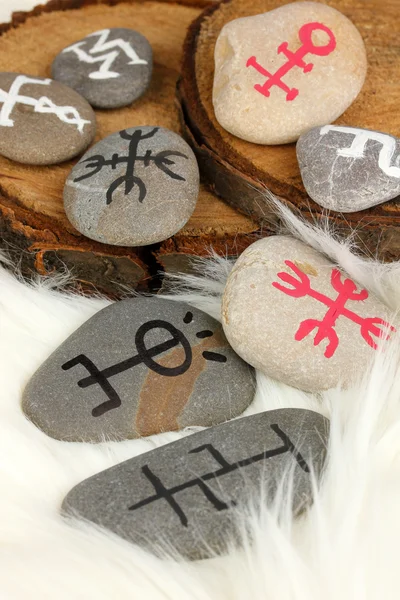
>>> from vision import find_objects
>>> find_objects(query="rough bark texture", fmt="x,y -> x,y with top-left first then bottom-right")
0,0 -> 258,296
178,0 -> 400,261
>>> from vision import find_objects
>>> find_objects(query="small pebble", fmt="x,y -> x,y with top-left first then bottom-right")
63,126 -> 200,246
62,408 -> 329,559
22,297 -> 254,442
297,125 -> 400,212
52,28 -> 153,109
222,236 -> 396,392
0,72 -> 95,165
213,1 -> 367,144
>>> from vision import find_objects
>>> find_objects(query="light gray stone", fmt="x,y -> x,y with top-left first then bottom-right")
51,28 -> 153,109
63,126 -> 199,246
0,72 -> 96,165
22,297 -> 254,442
222,236 -> 397,392
297,125 -> 400,212
62,408 -> 329,559
213,2 -> 367,145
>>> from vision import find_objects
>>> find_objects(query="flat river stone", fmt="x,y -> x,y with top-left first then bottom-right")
222,236 -> 397,392
52,28 -> 153,109
213,1 -> 367,144
62,408 -> 329,559
297,125 -> 400,212
63,126 -> 200,246
0,72 -> 96,165
22,297 -> 254,442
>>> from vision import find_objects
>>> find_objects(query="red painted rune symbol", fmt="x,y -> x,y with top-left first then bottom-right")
246,22 -> 336,102
273,260 -> 396,358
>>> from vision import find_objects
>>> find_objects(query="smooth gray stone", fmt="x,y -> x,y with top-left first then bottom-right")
22,297 -> 254,443
297,125 -> 400,212
63,126 -> 200,246
0,72 -> 96,165
52,28 -> 153,109
62,408 -> 329,560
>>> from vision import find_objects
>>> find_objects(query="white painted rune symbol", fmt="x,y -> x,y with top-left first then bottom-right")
320,125 -> 400,179
63,29 -> 148,80
0,75 -> 91,133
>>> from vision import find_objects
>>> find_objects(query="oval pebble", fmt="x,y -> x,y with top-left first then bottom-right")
63,126 -> 200,246
297,125 -> 400,212
62,408 -> 329,559
222,236 -> 397,392
213,1 -> 367,144
51,28 -> 153,109
0,72 -> 96,165
22,297 -> 254,442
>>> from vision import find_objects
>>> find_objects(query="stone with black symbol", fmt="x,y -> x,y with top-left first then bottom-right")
51,28 -> 153,109
0,72 -> 96,165
22,297 -> 254,442
63,126 -> 200,246
297,125 -> 400,212
62,408 -> 329,559
222,236 -> 397,392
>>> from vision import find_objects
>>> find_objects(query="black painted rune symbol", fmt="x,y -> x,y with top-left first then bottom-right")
128,424 -> 311,527
61,311 -> 227,418
73,127 -> 189,205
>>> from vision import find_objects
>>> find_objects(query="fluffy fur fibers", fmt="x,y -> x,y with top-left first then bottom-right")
1,193 -> 400,599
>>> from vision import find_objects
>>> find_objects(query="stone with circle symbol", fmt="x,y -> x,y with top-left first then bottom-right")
61,408 -> 329,559
0,72 -> 96,165
212,2 -> 367,144
22,297 -> 254,442
222,236 -> 397,392
63,126 -> 200,246
51,28 -> 153,109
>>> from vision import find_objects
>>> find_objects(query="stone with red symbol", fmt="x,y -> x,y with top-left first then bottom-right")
213,1 -> 367,145
221,236 -> 396,392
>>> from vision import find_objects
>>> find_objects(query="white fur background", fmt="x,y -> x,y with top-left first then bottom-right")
2,2 -> 400,599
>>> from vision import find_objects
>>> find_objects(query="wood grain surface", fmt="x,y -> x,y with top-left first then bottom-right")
0,0 -> 258,296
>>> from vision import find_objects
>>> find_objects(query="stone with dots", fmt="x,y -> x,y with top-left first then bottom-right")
22,298 -> 254,442
221,236 -> 397,392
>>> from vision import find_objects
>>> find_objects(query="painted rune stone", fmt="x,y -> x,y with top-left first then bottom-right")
221,236 -> 397,392
297,125 -> 400,212
61,408 -> 329,559
63,126 -> 200,246
22,297 -> 254,443
0,72 -> 96,165
213,1 -> 367,145
51,28 -> 153,109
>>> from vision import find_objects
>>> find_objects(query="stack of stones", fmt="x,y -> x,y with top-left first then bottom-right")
213,1 -> 400,212
0,28 -> 200,246
13,1 -> 398,560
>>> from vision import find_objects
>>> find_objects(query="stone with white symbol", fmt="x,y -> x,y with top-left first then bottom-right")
297,125 -> 400,212
0,72 -> 96,165
62,408 -> 329,559
213,1 -> 367,145
22,297 -> 254,442
63,126 -> 200,246
51,28 -> 153,109
222,236 -> 397,392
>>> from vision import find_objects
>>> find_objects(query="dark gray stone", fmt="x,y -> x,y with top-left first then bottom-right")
62,408 -> 329,560
51,28 -> 153,109
22,298 -> 254,442
297,125 -> 400,212
63,126 -> 200,246
0,72 -> 96,165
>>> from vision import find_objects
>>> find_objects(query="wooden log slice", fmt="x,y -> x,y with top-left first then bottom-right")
178,0 -> 400,261
0,0 -> 258,296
